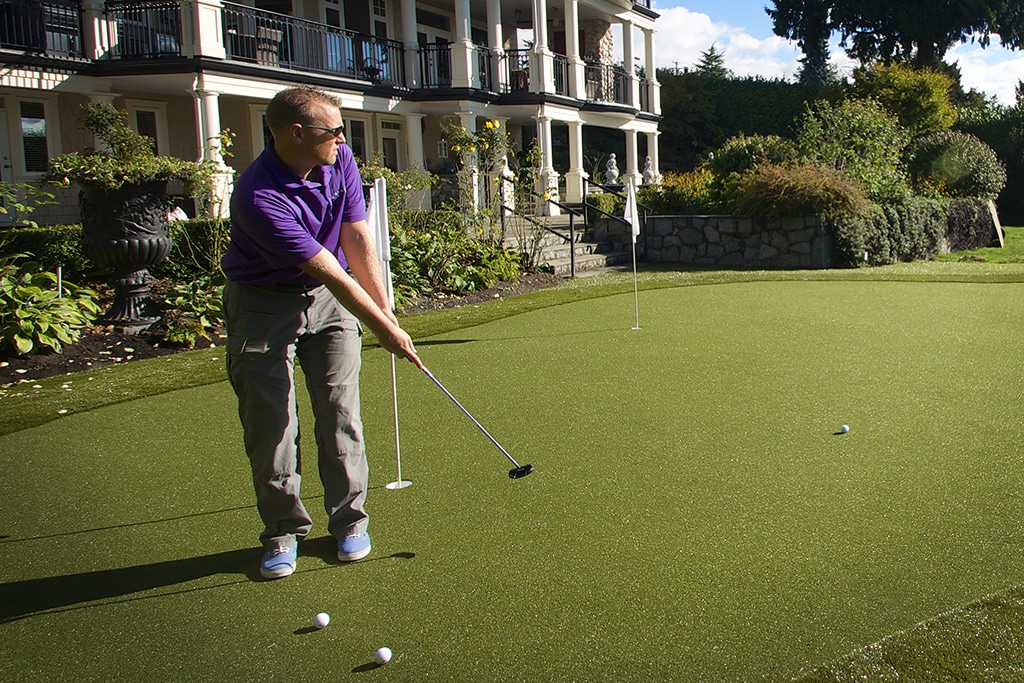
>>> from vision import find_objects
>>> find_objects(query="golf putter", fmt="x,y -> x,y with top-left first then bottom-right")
422,367 -> 534,479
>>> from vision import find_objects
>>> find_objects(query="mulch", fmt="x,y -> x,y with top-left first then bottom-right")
0,272 -> 565,387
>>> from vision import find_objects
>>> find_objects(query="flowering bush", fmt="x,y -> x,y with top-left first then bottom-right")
442,119 -> 511,171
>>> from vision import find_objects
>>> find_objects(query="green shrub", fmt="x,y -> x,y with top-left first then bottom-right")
706,134 -> 799,177
152,218 -> 230,280
852,63 -> 957,135
388,208 -> 521,308
154,275 -> 224,348
587,191 -> 624,217
639,169 -> 721,214
797,98 -> 911,203
726,162 -> 871,221
0,224 -> 89,280
830,196 -> 946,266
0,250 -> 101,355
908,130 -> 1006,200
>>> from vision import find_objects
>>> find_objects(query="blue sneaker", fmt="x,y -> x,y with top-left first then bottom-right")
337,532 -> 371,562
260,545 -> 297,579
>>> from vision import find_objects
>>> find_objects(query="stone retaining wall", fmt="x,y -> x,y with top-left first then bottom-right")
594,215 -> 834,269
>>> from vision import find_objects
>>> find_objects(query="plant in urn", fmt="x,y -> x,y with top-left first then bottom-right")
44,103 -> 218,331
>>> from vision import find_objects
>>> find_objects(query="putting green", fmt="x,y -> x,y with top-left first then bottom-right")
1,280 -> 1022,682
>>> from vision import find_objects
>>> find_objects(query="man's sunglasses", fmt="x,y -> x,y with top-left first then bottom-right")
302,124 -> 345,137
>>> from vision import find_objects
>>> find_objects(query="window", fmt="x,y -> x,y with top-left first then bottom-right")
126,101 -> 168,155
372,0 -> 386,17
19,101 -> 48,174
135,110 -> 158,152
346,119 -> 367,163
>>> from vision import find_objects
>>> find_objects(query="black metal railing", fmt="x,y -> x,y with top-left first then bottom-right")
0,0 -> 83,58
419,42 -> 451,88
221,3 -> 404,86
106,0 -> 182,59
552,53 -> 569,96
639,78 -> 651,112
498,176 -> 583,278
504,48 -> 530,93
477,44 -> 493,91
584,61 -> 629,104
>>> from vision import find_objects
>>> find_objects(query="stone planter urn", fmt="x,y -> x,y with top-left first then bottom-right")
79,180 -> 172,331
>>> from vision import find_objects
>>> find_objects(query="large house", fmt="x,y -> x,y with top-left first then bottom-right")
1,0 -> 660,224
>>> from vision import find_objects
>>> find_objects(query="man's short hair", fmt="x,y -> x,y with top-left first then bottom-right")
265,87 -> 342,133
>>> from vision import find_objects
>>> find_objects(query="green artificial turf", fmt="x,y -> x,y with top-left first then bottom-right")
1,271 -> 1023,682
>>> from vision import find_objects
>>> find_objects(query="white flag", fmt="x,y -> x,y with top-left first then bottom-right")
624,178 -> 641,244
367,177 -> 395,310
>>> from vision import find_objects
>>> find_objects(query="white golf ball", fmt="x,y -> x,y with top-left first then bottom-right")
374,647 -> 393,665
840,424 -> 850,433
313,612 -> 330,629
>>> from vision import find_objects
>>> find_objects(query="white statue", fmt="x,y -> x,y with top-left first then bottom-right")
604,153 -> 619,185
642,156 -> 655,186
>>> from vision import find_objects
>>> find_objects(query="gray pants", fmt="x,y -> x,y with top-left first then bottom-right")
224,279 -> 368,549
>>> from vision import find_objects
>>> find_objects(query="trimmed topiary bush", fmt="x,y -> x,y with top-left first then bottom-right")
908,130 -> 1006,200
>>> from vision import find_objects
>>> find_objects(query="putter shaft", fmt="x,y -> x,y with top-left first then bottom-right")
422,367 -> 522,468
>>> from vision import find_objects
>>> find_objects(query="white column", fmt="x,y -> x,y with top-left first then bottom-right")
404,113 -> 429,209
452,0 -> 475,88
564,120 -> 586,203
643,27 -> 660,114
189,0 -> 227,60
81,0 -> 108,60
536,111 -> 560,215
458,112 -> 480,211
621,19 -> 638,108
531,0 -> 554,93
565,0 -> 585,100
401,0 -> 420,88
625,128 -> 640,188
487,0 -> 505,92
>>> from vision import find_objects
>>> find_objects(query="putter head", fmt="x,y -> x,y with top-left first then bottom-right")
509,464 -> 534,479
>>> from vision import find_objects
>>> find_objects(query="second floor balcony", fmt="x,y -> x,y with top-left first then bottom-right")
10,0 -> 657,113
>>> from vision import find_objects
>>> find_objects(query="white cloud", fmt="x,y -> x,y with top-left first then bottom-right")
652,7 -> 801,78
947,42 -> 1024,105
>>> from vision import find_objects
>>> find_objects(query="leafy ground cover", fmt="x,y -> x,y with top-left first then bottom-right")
1,262 -> 1023,682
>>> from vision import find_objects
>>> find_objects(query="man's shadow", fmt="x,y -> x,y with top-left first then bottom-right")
0,542 -> 415,623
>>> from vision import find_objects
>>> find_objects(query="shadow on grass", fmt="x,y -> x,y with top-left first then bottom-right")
0,544 -> 418,624
0,547 -> 258,623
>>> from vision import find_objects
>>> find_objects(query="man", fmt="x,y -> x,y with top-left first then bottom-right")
222,86 -> 422,580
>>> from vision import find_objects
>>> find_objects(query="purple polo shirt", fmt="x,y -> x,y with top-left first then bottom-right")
222,143 -> 367,286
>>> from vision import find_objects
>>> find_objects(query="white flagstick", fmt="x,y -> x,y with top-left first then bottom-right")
625,179 -> 642,330
369,178 -> 411,490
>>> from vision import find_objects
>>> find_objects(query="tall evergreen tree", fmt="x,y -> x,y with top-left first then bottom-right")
694,44 -> 732,79
768,0 -> 1024,69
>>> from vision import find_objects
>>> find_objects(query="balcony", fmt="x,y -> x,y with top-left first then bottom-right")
221,3 -> 404,85
106,0 -> 181,59
0,0 -> 83,59
419,42 -> 450,88
584,61 -> 628,105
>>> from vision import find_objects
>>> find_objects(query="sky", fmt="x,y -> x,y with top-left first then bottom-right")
649,0 -> 1024,105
